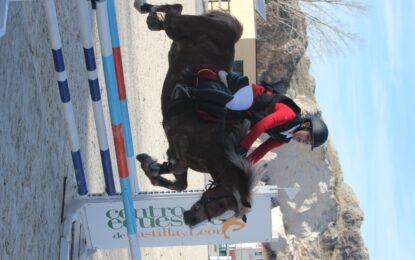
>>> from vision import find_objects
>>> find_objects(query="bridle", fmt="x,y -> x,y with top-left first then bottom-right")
199,180 -> 238,222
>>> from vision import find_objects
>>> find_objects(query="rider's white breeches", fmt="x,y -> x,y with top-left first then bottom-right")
225,85 -> 253,111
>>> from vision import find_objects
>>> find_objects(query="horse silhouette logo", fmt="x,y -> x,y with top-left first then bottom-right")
222,217 -> 246,239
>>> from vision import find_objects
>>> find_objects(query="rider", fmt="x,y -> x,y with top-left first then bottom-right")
231,80 -> 328,164
174,67 -> 329,164
135,2 -> 329,163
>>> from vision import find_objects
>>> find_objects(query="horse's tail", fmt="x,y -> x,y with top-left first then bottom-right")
229,14 -> 243,43
206,11 -> 243,44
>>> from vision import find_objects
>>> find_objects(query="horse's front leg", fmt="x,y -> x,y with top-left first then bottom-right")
136,153 -> 188,191
173,168 -> 188,190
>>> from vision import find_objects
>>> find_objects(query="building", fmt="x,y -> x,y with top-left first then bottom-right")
206,0 -> 266,83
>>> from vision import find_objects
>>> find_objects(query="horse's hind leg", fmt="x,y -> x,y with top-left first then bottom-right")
134,2 -> 183,31
134,1 -> 152,13
134,0 -> 183,31
163,12 -> 242,44
134,1 -> 182,15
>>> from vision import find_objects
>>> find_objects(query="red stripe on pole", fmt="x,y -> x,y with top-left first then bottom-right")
112,124 -> 129,178
112,47 -> 127,100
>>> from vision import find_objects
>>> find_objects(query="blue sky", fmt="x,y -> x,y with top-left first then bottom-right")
311,0 -> 415,259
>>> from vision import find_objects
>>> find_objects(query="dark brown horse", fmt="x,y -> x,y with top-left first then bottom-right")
134,2 -> 260,227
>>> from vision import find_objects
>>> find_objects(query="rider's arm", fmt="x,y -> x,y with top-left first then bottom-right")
247,138 -> 284,164
240,102 -> 296,150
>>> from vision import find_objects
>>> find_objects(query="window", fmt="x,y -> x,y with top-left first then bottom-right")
232,60 -> 244,76
208,0 -> 231,13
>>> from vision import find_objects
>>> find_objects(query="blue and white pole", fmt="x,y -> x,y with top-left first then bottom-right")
43,0 -> 88,196
76,0 -> 116,195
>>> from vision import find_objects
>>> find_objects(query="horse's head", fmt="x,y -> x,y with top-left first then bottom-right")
183,121 -> 262,227
183,182 -> 251,227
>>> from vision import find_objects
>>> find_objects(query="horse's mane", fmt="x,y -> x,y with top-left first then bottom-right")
225,120 -> 264,215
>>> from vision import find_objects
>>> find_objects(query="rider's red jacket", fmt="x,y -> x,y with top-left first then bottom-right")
240,84 -> 297,164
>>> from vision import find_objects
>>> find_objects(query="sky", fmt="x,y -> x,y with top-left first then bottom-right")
310,1 -> 415,259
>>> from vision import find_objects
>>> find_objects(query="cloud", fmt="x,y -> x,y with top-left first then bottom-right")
362,67 -> 409,259
384,0 -> 403,72
369,69 -> 387,116
313,60 -> 341,111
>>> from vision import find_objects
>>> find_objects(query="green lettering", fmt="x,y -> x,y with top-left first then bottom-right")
171,207 -> 185,217
155,216 -> 169,227
106,209 -> 124,229
148,206 -> 155,218
108,218 -> 123,229
170,216 -> 183,226
136,208 -> 149,218
138,216 -> 156,228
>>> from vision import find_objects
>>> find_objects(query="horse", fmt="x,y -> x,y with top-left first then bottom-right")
134,2 -> 261,227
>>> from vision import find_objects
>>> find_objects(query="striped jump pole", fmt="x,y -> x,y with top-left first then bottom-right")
76,0 -> 116,195
107,0 -> 140,194
43,0 -> 88,196
95,1 -> 141,259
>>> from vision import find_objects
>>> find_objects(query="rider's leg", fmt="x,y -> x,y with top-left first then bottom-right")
189,88 -> 233,106
173,84 -> 233,106
173,83 -> 253,111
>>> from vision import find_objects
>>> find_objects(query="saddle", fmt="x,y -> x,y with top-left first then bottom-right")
170,64 -> 248,124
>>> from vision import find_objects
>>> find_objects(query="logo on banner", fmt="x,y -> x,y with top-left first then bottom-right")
222,217 -> 246,239
105,207 -> 247,239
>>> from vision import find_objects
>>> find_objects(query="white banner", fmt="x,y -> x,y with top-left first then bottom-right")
82,186 -> 278,248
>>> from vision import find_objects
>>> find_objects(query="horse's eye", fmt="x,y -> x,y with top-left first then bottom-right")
194,204 -> 200,211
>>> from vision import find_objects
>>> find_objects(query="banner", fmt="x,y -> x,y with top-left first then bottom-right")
82,186 -> 278,248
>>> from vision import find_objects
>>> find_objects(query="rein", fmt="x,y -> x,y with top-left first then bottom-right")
201,180 -> 237,222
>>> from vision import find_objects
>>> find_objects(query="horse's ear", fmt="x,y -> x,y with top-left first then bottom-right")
242,200 -> 251,208
242,215 -> 247,223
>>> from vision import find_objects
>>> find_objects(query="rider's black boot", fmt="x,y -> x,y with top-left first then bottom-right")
188,88 -> 233,106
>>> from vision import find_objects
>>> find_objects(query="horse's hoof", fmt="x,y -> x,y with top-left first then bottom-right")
151,178 -> 160,186
136,153 -> 151,163
136,154 -> 160,177
134,1 -> 153,14
146,13 -> 164,31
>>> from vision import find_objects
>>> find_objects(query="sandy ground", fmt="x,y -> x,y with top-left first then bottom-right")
0,0 -> 208,259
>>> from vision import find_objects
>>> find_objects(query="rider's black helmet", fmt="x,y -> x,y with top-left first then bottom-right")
304,115 -> 329,150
